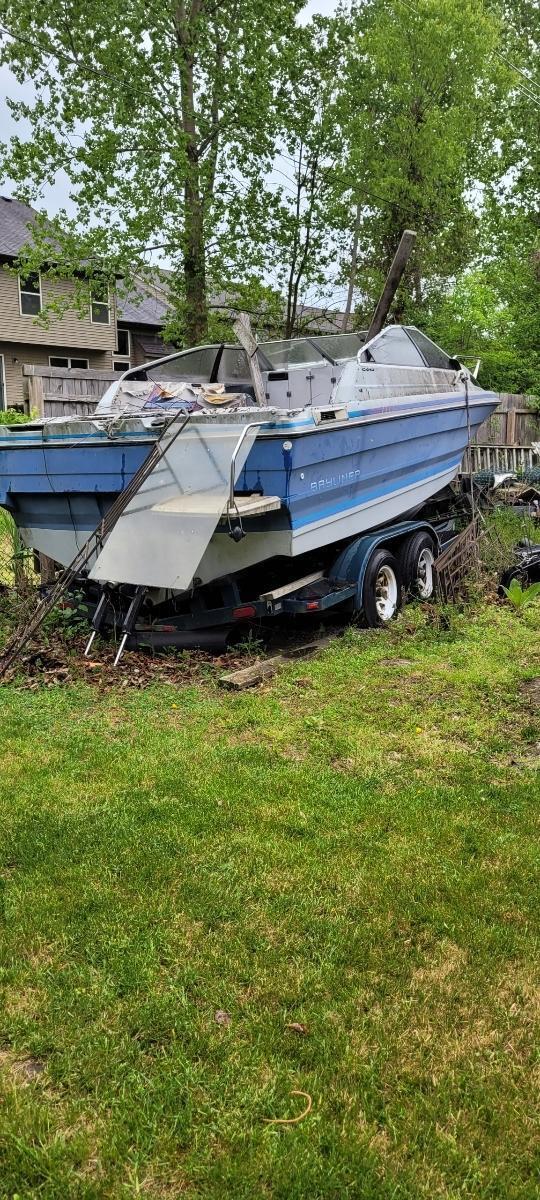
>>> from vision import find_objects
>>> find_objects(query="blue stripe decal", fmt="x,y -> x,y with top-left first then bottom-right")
293,460 -> 458,529
0,429 -> 154,446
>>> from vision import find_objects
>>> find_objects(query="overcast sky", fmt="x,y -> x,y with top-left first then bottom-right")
0,0 -> 340,218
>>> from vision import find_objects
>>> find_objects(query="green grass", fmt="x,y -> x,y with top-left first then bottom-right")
0,603 -> 539,1198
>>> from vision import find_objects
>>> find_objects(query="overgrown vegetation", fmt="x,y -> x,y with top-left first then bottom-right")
502,577 -> 540,609
0,410 -> 30,425
0,599 -> 538,1197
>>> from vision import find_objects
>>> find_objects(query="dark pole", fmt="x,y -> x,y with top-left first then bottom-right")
366,230 -> 417,342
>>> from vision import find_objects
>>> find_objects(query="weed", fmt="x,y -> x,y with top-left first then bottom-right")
232,628 -> 266,658
501,577 -> 540,609
0,410 -> 30,425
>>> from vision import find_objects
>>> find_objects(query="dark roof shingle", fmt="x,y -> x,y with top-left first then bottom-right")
117,284 -> 169,326
0,195 -> 39,257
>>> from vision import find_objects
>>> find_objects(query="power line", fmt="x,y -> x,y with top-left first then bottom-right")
493,52 -> 540,101
493,52 -> 540,109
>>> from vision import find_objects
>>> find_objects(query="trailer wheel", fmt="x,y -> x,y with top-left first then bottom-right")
362,549 -> 402,626
399,532 -> 436,600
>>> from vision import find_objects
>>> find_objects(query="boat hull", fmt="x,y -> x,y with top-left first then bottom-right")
0,390 -> 498,580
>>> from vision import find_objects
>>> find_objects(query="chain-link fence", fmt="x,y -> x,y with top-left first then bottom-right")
0,510 -> 37,638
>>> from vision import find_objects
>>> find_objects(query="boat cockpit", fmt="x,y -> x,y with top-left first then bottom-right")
96,326 -> 463,417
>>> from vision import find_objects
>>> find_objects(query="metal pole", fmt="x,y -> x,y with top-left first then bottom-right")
366,230 -> 417,342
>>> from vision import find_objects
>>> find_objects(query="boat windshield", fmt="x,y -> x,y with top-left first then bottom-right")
360,326 -> 456,369
259,339 -> 327,369
361,327 -> 425,366
310,332 -> 367,361
144,345 -> 220,383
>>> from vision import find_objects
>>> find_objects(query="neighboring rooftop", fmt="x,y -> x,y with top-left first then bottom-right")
0,196 -> 170,329
0,195 -> 39,258
117,282 -> 169,327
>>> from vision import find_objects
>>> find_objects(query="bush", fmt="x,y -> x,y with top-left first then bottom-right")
0,410 -> 30,425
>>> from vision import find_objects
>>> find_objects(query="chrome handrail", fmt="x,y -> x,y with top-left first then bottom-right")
228,421 -> 264,510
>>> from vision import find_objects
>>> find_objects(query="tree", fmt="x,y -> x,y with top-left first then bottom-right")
262,15 -> 353,338
0,0 -> 303,343
336,0 -> 504,324
425,0 -> 540,395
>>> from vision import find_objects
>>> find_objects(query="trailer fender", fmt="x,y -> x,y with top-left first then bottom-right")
329,519 -> 439,611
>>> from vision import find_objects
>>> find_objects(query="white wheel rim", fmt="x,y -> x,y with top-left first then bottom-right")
416,548 -> 434,599
375,565 -> 398,621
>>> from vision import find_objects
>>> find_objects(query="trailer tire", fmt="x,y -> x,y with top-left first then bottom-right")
399,532 -> 436,600
362,549 -> 402,626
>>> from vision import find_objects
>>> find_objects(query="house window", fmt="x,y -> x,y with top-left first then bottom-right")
49,356 -> 90,370
117,328 -> 130,356
19,272 -> 42,317
90,280 -> 110,325
113,359 -> 130,373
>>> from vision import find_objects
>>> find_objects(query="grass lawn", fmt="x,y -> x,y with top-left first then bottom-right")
0,602 -> 539,1198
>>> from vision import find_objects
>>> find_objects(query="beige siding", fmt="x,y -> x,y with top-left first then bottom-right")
0,341 -> 113,409
0,267 -> 117,352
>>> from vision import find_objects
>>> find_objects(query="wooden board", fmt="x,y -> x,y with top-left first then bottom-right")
219,633 -> 339,690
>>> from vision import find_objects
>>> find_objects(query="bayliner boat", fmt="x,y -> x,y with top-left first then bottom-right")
0,325 -> 498,599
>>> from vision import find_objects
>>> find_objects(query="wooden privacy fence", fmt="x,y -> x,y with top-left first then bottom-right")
24,365 -> 118,418
472,393 -> 540,447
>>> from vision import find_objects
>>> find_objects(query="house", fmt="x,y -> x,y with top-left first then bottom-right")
0,196 -> 174,410
116,282 -> 175,372
0,195 -> 357,411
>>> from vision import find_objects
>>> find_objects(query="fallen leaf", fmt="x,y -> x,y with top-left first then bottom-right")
285,1022 -> 308,1035
214,1009 -> 231,1026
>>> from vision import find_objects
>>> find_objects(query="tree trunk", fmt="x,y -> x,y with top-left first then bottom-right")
176,1 -> 209,346
184,176 -> 208,345
342,202 -> 361,331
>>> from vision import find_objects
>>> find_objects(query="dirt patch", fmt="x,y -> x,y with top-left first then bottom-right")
498,966 -> 540,1025
520,678 -> 540,705
3,638 -> 245,691
140,1165 -> 191,1196
3,985 -> 44,1019
0,1050 -> 46,1083
411,939 -> 467,989
380,658 -> 415,668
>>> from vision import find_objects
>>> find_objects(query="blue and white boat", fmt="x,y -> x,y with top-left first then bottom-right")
0,325 -> 498,595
